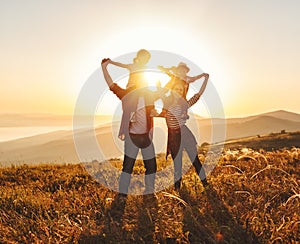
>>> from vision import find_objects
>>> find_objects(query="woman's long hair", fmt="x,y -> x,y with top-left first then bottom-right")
164,79 -> 188,111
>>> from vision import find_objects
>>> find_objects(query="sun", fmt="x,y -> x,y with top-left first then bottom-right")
143,71 -> 170,89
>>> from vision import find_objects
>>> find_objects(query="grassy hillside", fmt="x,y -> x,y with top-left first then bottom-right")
0,143 -> 299,243
221,131 -> 300,151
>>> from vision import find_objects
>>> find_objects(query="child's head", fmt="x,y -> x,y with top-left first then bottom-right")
133,49 -> 151,65
174,62 -> 190,78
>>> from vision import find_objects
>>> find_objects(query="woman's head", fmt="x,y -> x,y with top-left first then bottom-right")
134,49 -> 151,65
172,82 -> 185,98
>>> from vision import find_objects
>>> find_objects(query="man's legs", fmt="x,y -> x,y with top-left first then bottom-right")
141,144 -> 156,194
119,136 -> 139,195
138,134 -> 157,194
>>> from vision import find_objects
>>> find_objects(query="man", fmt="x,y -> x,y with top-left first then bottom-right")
101,58 -> 160,196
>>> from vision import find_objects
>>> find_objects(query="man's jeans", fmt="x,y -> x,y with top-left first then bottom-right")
119,133 -> 156,195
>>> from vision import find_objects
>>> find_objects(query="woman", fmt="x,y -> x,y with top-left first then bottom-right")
158,62 -> 208,117
162,73 -> 209,190
158,62 -> 208,99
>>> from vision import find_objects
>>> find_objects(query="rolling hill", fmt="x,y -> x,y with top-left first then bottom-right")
0,110 -> 299,165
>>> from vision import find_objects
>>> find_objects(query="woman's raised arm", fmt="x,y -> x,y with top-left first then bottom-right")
187,73 -> 209,107
187,73 -> 208,83
197,73 -> 209,96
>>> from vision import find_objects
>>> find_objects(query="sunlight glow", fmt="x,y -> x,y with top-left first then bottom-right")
96,71 -> 171,116
143,71 -> 170,88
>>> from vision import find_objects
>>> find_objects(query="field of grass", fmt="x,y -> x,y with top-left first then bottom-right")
0,136 -> 299,243
222,131 -> 300,151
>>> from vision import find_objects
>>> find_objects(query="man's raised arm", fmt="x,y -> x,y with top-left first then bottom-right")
109,60 -> 129,69
101,58 -> 114,88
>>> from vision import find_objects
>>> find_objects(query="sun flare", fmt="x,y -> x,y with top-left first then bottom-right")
143,71 -> 170,88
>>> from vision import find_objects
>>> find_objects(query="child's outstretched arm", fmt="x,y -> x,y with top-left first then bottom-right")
109,60 -> 130,69
187,73 -> 208,83
158,65 -> 176,76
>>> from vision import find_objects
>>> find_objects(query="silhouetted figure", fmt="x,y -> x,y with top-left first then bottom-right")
109,49 -> 151,89
101,57 -> 164,197
162,74 -> 209,190
158,62 -> 208,101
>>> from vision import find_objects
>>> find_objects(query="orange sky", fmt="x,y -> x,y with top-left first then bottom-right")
1,1 -> 300,118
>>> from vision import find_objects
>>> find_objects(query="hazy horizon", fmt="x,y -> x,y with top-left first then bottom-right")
0,108 -> 299,119
0,109 -> 299,163
1,109 -> 299,140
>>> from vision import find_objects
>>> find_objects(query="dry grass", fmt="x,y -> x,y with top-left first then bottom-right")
0,147 -> 299,243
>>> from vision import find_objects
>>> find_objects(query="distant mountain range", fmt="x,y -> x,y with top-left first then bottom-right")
0,114 -> 112,127
226,110 -> 300,123
0,110 -> 299,165
224,110 -> 300,139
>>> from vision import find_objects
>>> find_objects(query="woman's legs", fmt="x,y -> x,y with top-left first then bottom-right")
180,126 -> 208,187
185,143 -> 208,186
168,130 -> 183,190
172,149 -> 183,190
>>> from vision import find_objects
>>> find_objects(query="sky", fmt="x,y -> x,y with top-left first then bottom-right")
1,0 -> 300,118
